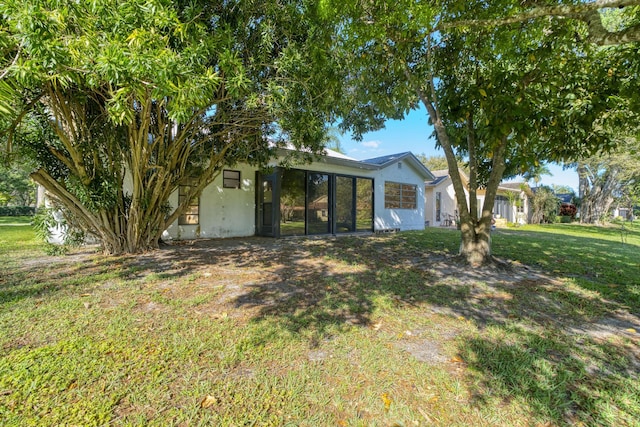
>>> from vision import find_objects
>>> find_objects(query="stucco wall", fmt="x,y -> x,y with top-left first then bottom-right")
164,164 -> 257,240
425,178 -> 468,227
374,160 -> 426,231
162,155 -> 428,239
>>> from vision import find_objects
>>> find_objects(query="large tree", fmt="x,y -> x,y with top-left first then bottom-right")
1,0 -> 336,253
329,0 -> 638,265
578,136 -> 640,223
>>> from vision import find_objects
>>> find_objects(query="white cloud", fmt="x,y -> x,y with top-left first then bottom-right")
362,140 -> 381,149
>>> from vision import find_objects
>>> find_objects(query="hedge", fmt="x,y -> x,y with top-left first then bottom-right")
0,206 -> 36,216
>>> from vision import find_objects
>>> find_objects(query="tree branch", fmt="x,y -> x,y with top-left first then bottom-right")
438,0 -> 640,46
0,45 -> 21,80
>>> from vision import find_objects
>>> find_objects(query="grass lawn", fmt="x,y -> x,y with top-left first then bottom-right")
0,216 -> 33,226
0,221 -> 638,426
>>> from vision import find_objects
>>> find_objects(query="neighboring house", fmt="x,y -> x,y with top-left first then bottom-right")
425,169 -> 466,227
425,169 -> 531,227
489,182 -> 532,225
612,206 -> 633,220
163,149 -> 434,240
556,193 -> 575,205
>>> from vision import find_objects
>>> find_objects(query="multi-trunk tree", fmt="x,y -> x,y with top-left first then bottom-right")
578,137 -> 640,223
329,0 -> 638,265
1,0 -> 337,254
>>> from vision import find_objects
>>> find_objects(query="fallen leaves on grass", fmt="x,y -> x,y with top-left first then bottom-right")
381,392 -> 392,412
200,395 -> 218,409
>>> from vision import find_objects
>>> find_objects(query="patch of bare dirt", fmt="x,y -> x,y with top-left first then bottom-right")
48,235 -> 640,348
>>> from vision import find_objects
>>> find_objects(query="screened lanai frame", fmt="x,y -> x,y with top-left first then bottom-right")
256,168 -> 374,238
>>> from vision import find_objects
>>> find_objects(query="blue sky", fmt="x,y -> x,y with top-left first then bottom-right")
337,106 -> 579,192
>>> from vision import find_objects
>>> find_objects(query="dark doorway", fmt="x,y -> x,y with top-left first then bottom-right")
256,172 -> 276,237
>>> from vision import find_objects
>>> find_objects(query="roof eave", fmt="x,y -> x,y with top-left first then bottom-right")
373,152 -> 435,180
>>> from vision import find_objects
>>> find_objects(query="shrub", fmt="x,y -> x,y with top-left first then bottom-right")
559,203 -> 577,219
32,208 -> 86,255
0,206 -> 35,216
531,186 -> 558,224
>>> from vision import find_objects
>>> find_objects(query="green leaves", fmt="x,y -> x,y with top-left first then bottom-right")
2,0 -> 223,125
1,0 -> 342,253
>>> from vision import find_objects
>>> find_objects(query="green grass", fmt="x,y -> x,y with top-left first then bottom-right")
0,215 -> 33,225
1,222 -> 639,426
494,222 -> 640,309
0,222 -> 41,258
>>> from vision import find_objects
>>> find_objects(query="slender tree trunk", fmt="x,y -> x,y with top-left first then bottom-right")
410,71 -> 505,266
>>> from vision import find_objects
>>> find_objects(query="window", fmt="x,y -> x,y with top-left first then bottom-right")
178,182 -> 199,225
280,169 -> 306,236
277,169 -> 374,236
355,178 -> 373,232
435,192 -> 441,221
494,195 -> 509,219
307,173 -> 330,235
223,170 -> 241,189
385,182 -> 417,209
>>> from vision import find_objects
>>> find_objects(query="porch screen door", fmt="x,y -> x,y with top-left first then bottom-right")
257,173 -> 276,236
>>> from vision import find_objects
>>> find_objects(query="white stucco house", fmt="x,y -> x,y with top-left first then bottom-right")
424,169 -> 531,227
164,150 -> 434,240
424,169 -> 464,227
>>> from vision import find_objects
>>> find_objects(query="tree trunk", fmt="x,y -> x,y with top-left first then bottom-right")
410,70 -> 503,266
459,226 -> 492,266
578,162 -> 619,224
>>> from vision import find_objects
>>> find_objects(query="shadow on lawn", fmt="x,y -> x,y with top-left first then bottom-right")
0,252 -> 108,305
3,232 -> 638,425
461,326 -> 640,425
0,248 -> 171,306
491,227 -> 640,308
223,234 -> 639,426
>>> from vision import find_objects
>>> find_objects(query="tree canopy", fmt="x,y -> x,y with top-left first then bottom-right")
327,0 -> 639,265
2,0 -> 638,260
1,0 -> 338,253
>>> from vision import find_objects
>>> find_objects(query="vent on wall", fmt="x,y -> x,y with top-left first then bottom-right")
398,162 -> 402,169
376,228 -> 400,234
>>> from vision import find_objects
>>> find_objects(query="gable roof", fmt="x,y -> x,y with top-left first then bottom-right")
361,152 -> 435,180
556,193 -> 575,204
425,169 -> 450,187
425,168 -> 469,188
499,182 -> 526,190
361,152 -> 411,165
430,169 -> 449,177
425,170 -> 533,197
323,148 -> 358,161
498,182 -> 534,197
275,148 -> 434,179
